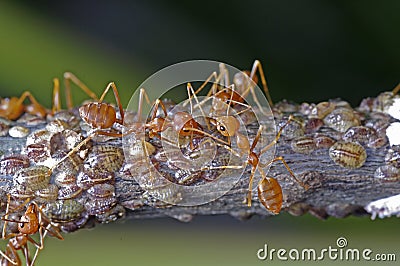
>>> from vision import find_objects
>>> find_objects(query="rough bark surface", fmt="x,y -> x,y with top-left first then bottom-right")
1,98 -> 399,226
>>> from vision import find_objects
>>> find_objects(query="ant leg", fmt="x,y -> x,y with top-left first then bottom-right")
258,115 -> 293,155
245,165 -> 258,207
98,82 -> 125,124
63,72 -> 99,109
249,60 -> 273,107
16,91 -> 48,118
23,244 -> 32,266
36,203 -> 63,241
0,245 -> 19,265
187,83 -> 209,128
51,78 -> 61,114
392,82 -> 400,95
136,88 -> 152,123
260,156 -> 308,190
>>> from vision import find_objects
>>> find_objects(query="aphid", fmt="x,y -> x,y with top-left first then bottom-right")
291,136 -> 316,154
8,126 -> 29,138
84,145 -> 124,173
13,165 -> 51,191
329,141 -> 367,169
323,107 -> 360,132
76,169 -> 114,190
0,197 -> 63,266
0,155 -> 30,175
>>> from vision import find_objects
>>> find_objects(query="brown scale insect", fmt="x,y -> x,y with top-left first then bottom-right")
329,141 -> 367,169
23,143 -> 50,163
84,145 -> 124,173
291,136 -> 316,154
34,184 -> 59,203
314,134 -> 335,149
0,155 -> 30,176
374,165 -> 400,182
323,107 -> 360,132
13,165 -> 51,191
87,184 -> 115,199
85,197 -> 117,216
309,101 -> 336,119
76,169 -> 114,190
0,196 -> 63,266
304,118 -> 324,134
95,204 -> 126,224
43,199 -> 85,223
57,185 -> 83,200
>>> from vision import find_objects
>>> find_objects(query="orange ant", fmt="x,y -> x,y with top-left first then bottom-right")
205,115 -> 308,213
0,196 -> 63,266
54,73 -> 126,165
0,79 -> 62,120
190,60 -> 274,116
131,84 -> 230,149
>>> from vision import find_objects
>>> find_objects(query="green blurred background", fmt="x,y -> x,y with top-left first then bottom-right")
0,1 -> 399,265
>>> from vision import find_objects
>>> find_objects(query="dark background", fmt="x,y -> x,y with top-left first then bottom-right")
0,1 -> 399,265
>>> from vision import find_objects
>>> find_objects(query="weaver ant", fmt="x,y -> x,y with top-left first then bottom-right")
0,78 -> 64,120
190,60 -> 274,117
0,195 -> 63,266
204,115 -> 308,213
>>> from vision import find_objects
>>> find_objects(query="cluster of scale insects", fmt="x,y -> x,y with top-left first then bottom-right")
275,84 -> 400,172
0,62 -> 398,264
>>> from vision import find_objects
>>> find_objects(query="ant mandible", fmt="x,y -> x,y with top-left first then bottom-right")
0,195 -> 63,266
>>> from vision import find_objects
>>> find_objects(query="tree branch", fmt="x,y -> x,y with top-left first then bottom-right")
0,98 -> 399,232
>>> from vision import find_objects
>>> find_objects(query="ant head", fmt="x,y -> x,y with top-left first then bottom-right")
215,116 -> 240,137
17,203 -> 40,234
